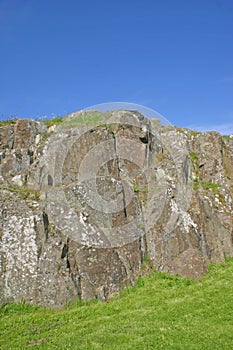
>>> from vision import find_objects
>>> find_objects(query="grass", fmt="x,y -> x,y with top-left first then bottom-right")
201,181 -> 220,189
0,185 -> 41,201
190,130 -> 201,136
0,119 -> 16,127
192,179 -> 220,191
189,152 -> 199,161
192,177 -> 199,191
74,112 -> 104,125
65,112 -> 107,127
43,112 -> 108,128
133,184 -> 141,193
189,153 -> 221,192
1,258 -> 233,349
222,135 -> 231,141
44,117 -> 64,127
0,112 -> 107,129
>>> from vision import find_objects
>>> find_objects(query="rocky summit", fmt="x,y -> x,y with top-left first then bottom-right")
0,110 -> 233,307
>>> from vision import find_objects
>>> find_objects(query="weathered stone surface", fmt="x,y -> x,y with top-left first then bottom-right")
0,111 -> 232,307
0,119 -> 46,184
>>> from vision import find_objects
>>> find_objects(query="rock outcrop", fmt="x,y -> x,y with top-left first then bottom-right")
0,111 -> 232,307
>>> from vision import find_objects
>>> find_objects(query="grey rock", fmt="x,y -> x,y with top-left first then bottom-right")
0,112 -> 232,307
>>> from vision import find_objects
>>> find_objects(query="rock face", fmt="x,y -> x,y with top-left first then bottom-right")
0,111 -> 233,307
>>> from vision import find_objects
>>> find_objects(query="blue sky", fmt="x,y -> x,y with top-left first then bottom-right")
0,0 -> 233,133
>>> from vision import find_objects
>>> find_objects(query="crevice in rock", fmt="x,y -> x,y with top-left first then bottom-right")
34,216 -> 42,260
145,144 -> 148,160
71,271 -> 82,299
66,256 -> 71,269
1,208 -> 7,220
121,184 -> 127,219
115,249 -> 134,284
139,235 -> 146,260
112,131 -> 120,178
24,174 -> 28,186
47,174 -> 53,187
139,135 -> 148,144
11,132 -> 15,150
142,125 -> 153,166
61,238 -> 71,273
183,155 -> 190,184
42,211 -> 49,240
27,149 -> 34,165
112,131 -> 127,218
61,243 -> 68,259
67,253 -> 82,299
198,228 -> 211,260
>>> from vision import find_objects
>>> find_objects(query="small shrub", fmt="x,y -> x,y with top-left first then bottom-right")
133,184 -> 141,193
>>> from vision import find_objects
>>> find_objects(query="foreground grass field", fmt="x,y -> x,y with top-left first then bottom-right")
1,258 -> 233,350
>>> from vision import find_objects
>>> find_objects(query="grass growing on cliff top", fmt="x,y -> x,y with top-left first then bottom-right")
1,258 -> 233,349
222,135 -> 231,141
44,117 -> 64,127
0,119 -> 16,126
42,112 -> 109,129
66,112 -> 106,126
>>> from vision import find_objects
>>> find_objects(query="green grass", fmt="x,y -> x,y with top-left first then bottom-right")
0,112 -> 108,129
44,117 -> 64,127
1,258 -> 233,349
192,179 -> 220,191
189,152 -> 199,161
190,130 -> 201,136
43,112 -> 108,128
0,185 -> 41,201
133,184 -> 141,193
65,112 -> 107,127
201,181 -> 220,189
222,135 -> 231,141
71,112 -> 104,125
0,119 -> 16,127
192,178 -> 199,191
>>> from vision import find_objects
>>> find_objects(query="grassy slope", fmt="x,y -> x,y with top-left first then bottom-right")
1,258 -> 233,350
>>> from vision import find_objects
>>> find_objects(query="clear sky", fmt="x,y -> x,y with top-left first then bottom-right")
0,0 -> 233,133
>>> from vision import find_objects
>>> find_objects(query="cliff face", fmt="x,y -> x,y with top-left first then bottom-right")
0,111 -> 233,307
